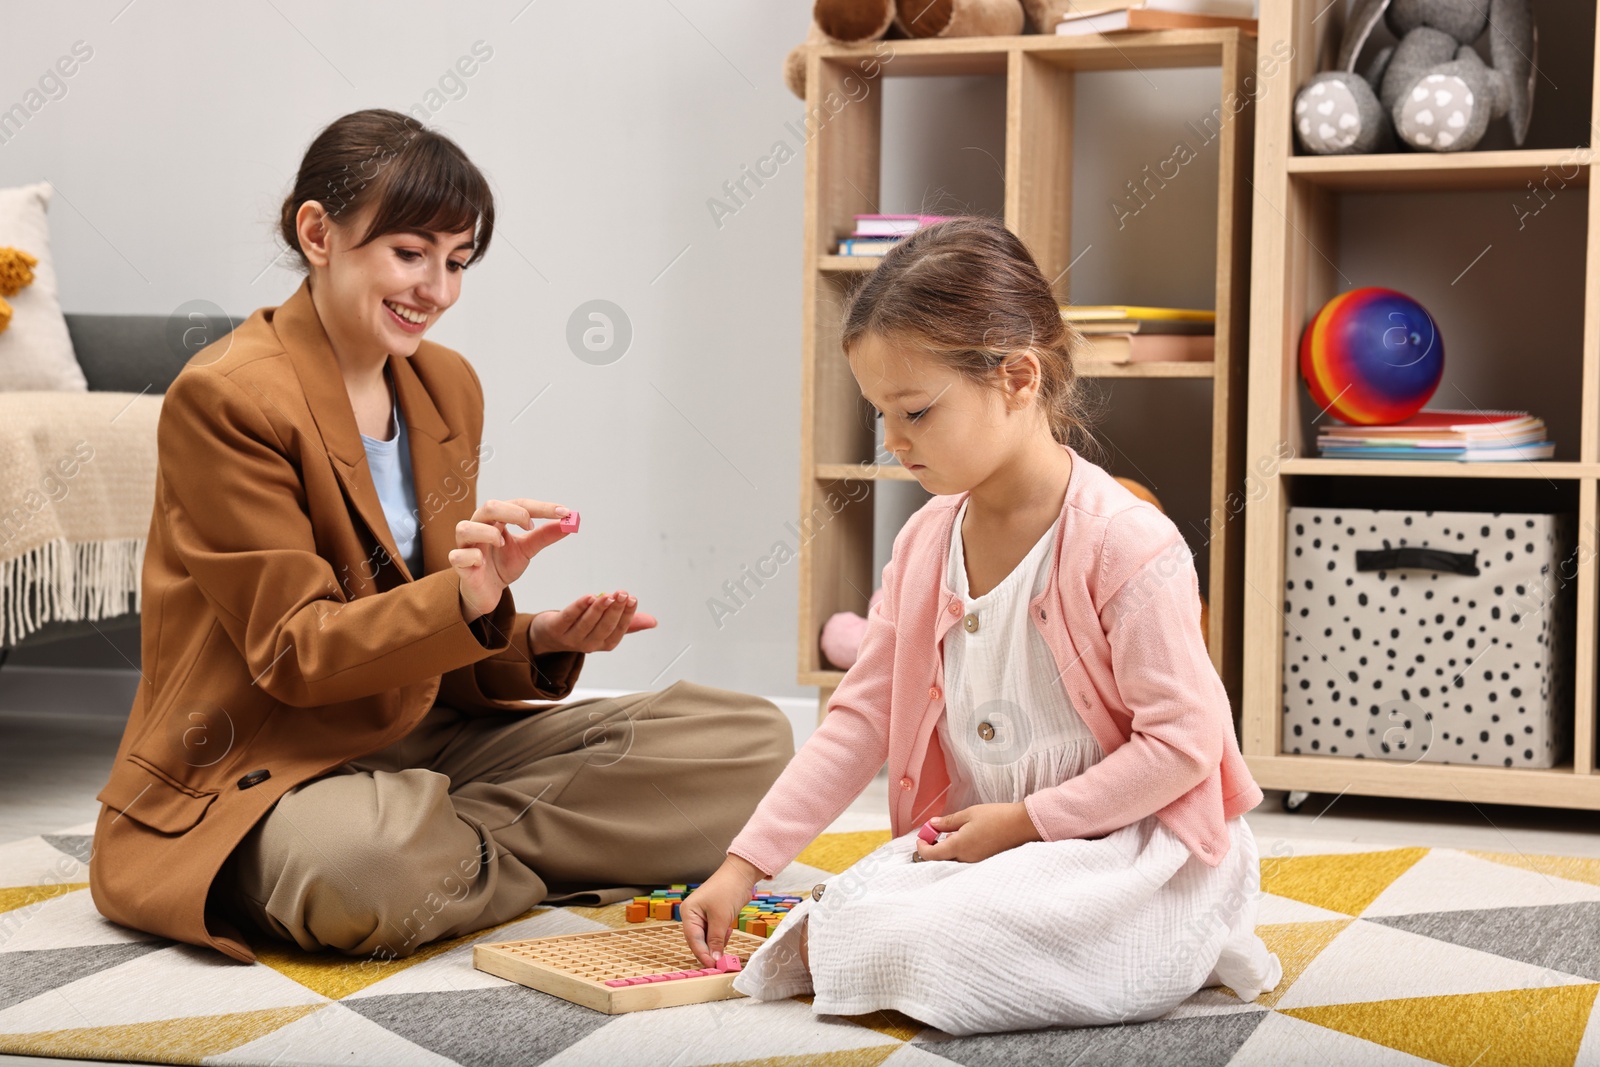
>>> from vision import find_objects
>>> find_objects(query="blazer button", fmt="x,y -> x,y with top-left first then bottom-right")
899,776 -> 914,791
237,769 -> 271,790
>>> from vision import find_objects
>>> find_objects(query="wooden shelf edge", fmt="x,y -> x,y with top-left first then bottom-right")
815,462 -> 917,481
818,255 -> 880,272
808,27 -> 1243,72
799,669 -> 846,688
1244,753 -> 1600,810
1285,147 -> 1593,191
1278,458 -> 1591,479
1079,360 -> 1216,378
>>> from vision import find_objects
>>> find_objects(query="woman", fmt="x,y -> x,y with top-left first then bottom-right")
89,109 -> 793,964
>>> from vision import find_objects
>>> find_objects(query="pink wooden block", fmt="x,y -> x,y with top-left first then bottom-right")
559,511 -> 581,533
604,979 -> 628,987
918,820 -> 940,845
716,954 -> 742,972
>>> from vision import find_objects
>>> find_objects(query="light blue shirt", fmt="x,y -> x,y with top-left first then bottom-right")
360,380 -> 423,577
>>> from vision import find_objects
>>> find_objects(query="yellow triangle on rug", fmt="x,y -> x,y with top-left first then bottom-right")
1468,850 -> 1600,889
0,883 -> 88,916
795,831 -> 892,875
2,1004 -> 325,1062
1281,982 -> 1600,1067
1260,847 -> 1427,916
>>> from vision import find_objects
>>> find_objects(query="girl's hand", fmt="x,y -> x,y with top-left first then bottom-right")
914,802 -> 1041,864
450,498 -> 570,621
530,593 -> 659,653
681,854 -> 764,967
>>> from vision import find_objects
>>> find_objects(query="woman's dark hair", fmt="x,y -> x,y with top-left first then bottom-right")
840,215 -> 1099,455
277,108 -> 494,271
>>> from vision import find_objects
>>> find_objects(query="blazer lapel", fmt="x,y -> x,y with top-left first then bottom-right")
270,277 -> 406,580
389,348 -> 458,579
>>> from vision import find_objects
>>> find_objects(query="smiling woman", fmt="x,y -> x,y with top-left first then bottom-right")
87,108 -> 794,965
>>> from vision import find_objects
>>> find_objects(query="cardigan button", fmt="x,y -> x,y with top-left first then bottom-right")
899,776 -> 914,791
237,769 -> 271,790
928,686 -> 941,702
947,602 -> 961,617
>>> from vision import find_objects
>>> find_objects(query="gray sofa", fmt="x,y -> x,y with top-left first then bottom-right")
0,311 -> 244,651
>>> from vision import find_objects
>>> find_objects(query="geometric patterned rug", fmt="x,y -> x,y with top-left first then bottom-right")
4,813 -> 1600,1066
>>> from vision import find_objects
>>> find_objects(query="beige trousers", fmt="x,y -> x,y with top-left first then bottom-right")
218,680 -> 793,960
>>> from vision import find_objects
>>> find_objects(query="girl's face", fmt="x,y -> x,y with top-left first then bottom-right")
849,331 -> 1034,496
302,198 -> 476,358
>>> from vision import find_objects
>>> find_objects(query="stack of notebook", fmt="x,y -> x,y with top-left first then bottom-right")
836,214 -> 952,256
1317,409 -> 1554,461
1054,0 -> 1257,35
1061,304 -> 1215,363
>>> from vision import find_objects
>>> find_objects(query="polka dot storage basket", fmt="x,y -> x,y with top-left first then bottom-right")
1281,506 -> 1575,769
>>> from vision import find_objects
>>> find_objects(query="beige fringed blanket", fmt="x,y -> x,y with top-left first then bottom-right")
0,391 -> 163,646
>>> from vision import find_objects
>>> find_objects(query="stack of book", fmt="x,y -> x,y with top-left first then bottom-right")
1317,410 -> 1555,461
1055,0 -> 1257,35
1061,304 -> 1215,364
836,214 -> 952,257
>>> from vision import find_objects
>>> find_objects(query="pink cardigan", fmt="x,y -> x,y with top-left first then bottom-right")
728,446 -> 1262,878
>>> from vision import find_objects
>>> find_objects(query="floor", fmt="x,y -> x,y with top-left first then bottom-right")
4,665 -> 1600,1067
6,665 -> 1600,857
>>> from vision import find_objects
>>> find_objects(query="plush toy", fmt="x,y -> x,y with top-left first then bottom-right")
818,476 -> 1210,670
784,0 -> 1027,99
1293,0 -> 1535,155
0,246 -> 39,334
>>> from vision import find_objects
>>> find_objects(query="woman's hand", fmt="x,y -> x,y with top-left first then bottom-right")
530,592 -> 658,654
914,802 -> 1041,864
681,854 -> 764,967
450,498 -> 570,621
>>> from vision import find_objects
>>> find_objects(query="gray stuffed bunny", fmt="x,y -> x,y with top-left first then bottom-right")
1294,0 -> 1535,154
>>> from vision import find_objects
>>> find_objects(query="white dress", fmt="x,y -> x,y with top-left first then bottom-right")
735,500 -> 1282,1036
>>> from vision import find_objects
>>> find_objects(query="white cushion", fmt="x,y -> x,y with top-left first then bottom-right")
0,181 -> 86,391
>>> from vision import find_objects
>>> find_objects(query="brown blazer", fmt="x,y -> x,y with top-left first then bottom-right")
90,276 -> 584,963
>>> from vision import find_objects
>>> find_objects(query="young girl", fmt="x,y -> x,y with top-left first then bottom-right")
681,216 -> 1281,1035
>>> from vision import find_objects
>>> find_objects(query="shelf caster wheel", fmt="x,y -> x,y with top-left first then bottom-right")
1282,790 -> 1312,813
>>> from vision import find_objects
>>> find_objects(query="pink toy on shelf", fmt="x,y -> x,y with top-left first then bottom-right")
819,587 -> 883,670
559,510 -> 581,533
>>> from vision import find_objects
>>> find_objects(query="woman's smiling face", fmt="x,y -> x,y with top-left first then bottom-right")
299,197 -> 477,358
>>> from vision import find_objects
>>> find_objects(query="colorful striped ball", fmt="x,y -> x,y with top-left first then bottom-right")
1300,287 -> 1443,425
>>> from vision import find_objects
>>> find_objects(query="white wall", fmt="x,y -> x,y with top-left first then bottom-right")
4,0 -> 813,698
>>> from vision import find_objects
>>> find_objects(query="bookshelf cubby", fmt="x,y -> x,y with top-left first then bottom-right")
1242,0 -> 1600,808
797,29 -> 1257,720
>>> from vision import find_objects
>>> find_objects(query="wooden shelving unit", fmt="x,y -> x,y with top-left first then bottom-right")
797,29 -> 1257,710
1241,0 -> 1600,808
